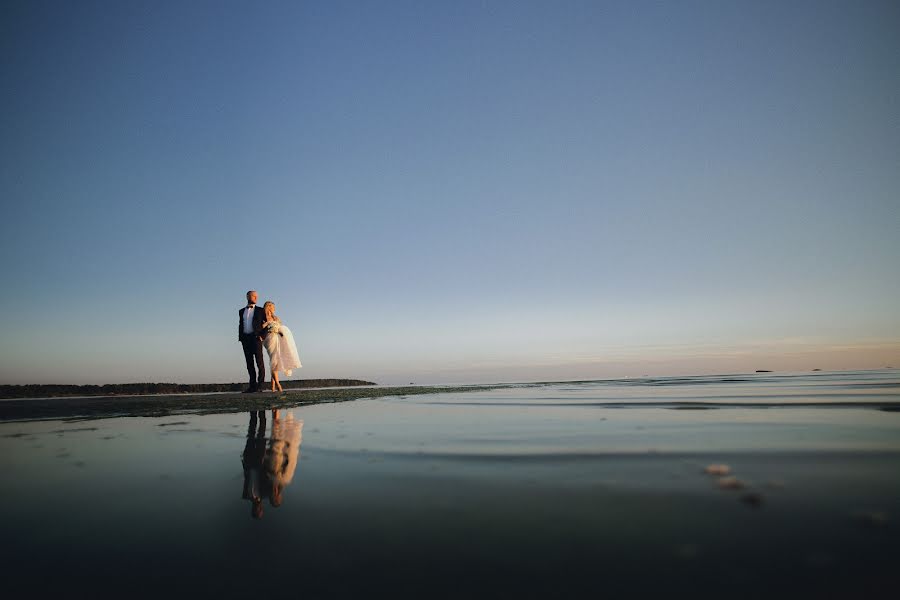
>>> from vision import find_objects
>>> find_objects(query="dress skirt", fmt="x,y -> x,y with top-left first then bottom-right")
264,324 -> 302,376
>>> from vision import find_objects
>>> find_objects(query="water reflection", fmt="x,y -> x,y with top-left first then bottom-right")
241,409 -> 303,519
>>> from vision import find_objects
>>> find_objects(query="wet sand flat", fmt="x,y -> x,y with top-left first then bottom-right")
1,371 -> 899,598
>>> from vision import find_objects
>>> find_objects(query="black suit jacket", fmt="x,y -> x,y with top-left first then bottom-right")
238,306 -> 266,341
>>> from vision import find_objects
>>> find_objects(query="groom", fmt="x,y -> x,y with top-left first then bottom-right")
239,290 -> 266,393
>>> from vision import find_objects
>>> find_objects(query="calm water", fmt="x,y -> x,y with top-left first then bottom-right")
2,370 -> 899,598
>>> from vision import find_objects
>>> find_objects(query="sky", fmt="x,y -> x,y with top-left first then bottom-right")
1,0 -> 898,385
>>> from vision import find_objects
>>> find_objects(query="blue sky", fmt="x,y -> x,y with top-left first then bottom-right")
1,0 -> 898,385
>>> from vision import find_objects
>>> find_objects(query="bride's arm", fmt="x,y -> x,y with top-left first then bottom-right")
271,317 -> 284,336
260,319 -> 283,337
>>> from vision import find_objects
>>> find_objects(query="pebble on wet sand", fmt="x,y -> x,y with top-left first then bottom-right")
704,464 -> 731,476
740,492 -> 764,507
717,476 -> 745,490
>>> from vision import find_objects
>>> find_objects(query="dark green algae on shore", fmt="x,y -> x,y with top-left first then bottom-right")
0,384 -> 512,422
0,378 -> 377,398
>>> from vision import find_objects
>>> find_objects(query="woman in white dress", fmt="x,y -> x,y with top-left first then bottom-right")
264,409 -> 303,508
260,301 -> 302,392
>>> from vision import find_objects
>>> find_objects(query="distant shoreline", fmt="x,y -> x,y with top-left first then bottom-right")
0,379 -> 376,400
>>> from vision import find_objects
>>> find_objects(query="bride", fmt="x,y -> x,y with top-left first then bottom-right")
260,301 -> 302,392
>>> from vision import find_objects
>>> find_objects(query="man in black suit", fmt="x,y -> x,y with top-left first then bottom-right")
242,410 -> 268,518
239,290 -> 266,393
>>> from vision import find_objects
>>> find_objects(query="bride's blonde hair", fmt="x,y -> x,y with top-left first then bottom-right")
263,301 -> 280,322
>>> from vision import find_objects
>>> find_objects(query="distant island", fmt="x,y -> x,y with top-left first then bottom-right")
0,379 -> 376,399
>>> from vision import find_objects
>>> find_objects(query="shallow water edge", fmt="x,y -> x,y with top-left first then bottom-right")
0,384 -> 512,422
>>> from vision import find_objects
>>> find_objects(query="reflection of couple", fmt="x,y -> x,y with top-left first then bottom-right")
238,290 -> 302,393
241,410 -> 304,519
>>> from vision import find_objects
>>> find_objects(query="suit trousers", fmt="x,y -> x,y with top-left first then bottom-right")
241,336 -> 265,388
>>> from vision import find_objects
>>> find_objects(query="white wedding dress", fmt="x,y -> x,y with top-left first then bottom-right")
266,412 -> 303,488
264,322 -> 302,376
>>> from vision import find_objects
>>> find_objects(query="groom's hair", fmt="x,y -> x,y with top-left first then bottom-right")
246,290 -> 257,297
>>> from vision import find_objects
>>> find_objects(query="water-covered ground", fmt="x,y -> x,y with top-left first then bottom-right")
2,370 -> 898,598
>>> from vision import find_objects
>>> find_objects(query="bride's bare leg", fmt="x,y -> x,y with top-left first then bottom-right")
271,371 -> 281,392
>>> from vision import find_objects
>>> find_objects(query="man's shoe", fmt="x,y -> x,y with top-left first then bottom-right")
243,387 -> 255,394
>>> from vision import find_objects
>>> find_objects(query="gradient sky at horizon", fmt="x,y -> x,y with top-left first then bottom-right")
1,0 -> 898,385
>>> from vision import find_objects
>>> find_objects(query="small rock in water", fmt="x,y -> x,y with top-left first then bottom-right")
704,464 -> 731,476
717,476 -> 745,490
740,492 -> 764,507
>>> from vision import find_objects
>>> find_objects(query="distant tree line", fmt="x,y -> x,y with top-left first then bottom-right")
0,379 -> 376,399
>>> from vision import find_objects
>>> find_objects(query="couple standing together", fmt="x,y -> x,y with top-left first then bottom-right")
239,290 -> 302,393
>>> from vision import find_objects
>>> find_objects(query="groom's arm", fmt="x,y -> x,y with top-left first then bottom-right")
238,309 -> 243,341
